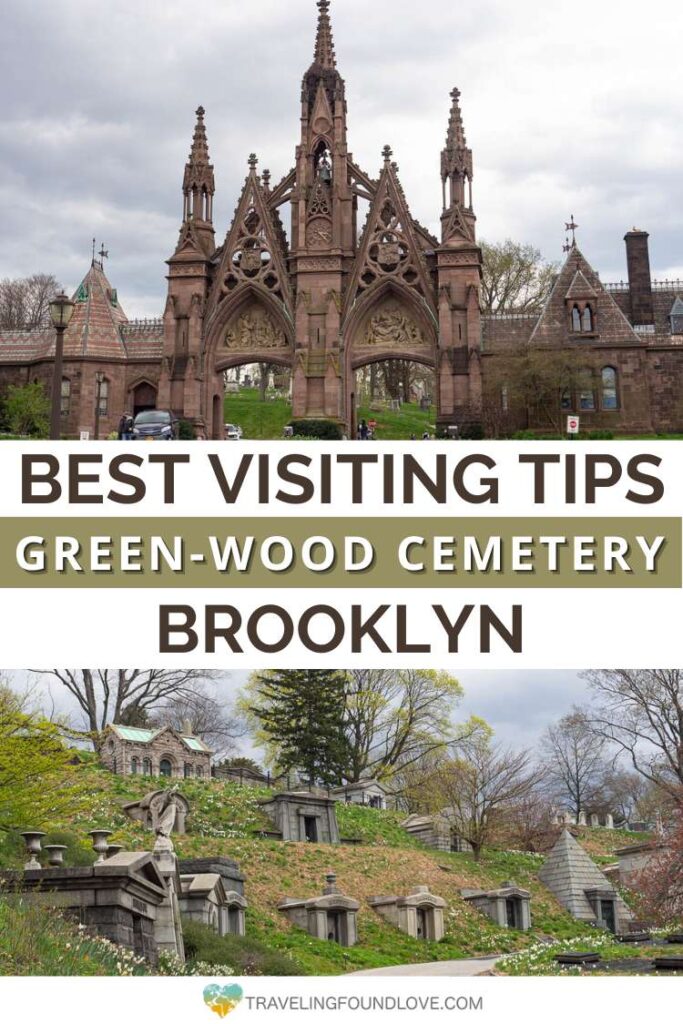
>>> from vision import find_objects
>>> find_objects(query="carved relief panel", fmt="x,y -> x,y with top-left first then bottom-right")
224,304 -> 288,351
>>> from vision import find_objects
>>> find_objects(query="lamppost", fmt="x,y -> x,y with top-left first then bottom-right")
48,292 -> 75,440
94,371 -> 105,440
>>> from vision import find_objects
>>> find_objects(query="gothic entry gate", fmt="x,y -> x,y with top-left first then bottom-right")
343,287 -> 438,437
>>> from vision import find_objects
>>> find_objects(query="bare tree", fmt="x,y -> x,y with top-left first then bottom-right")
583,669 -> 683,807
0,274 -> 61,330
432,737 -> 542,860
150,691 -> 247,759
497,791 -> 558,853
36,669 -> 221,746
540,708 -> 607,819
480,240 -> 557,314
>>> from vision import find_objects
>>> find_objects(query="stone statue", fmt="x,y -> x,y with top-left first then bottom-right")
156,787 -> 180,839
123,788 -> 189,835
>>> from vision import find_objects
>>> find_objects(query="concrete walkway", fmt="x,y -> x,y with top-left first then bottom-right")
350,956 -> 502,977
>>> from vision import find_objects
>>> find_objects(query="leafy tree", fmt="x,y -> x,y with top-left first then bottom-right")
2,381 -> 50,437
0,273 -> 61,330
540,708 -> 607,819
480,240 -> 557,314
344,669 -> 465,781
249,669 -> 350,787
482,343 -> 600,435
0,684 -> 84,833
583,669 -> 683,807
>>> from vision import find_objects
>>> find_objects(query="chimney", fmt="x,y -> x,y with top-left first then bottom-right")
182,718 -> 193,736
624,229 -> 654,325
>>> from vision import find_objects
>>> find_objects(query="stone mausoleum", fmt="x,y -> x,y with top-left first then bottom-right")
0,1 -> 680,438
368,885 -> 446,940
279,872 -> 359,946
461,883 -> 532,931
259,790 -> 341,844
538,830 -> 633,934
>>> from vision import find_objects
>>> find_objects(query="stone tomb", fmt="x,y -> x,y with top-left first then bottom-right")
331,779 -> 389,809
1,852 -> 168,963
179,857 -> 247,937
368,885 -> 446,940
260,790 -> 340,843
461,883 -> 532,930
538,830 -> 633,933
279,873 -> 359,946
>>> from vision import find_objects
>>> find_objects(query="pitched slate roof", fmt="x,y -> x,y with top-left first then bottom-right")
565,269 -> 597,300
538,830 -> 633,924
64,262 -> 128,358
530,246 -> 641,346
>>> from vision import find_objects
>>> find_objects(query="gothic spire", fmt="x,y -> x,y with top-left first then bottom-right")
313,0 -> 336,69
445,88 -> 467,151
440,88 -> 475,244
182,105 -> 215,224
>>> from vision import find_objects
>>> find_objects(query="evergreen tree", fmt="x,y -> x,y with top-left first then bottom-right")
250,670 -> 350,787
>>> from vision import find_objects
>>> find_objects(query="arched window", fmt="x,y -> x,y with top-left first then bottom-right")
601,366 -> 619,410
571,305 -> 582,332
159,758 -> 173,778
61,378 -> 71,417
143,757 -> 152,776
184,763 -> 192,778
195,765 -> 203,778
131,757 -> 139,775
97,378 -> 109,416
579,369 -> 596,411
581,305 -> 594,332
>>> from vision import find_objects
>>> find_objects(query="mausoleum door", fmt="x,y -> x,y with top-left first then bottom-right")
416,907 -> 427,939
506,899 -> 518,929
304,816 -> 318,843
600,900 -> 616,933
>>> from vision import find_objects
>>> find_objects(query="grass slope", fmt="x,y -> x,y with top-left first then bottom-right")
0,765 -> 656,975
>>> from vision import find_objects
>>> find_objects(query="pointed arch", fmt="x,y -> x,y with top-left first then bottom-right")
343,277 -> 438,370
204,282 -> 295,372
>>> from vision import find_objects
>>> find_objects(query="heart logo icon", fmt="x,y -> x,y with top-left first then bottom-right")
203,984 -> 244,1018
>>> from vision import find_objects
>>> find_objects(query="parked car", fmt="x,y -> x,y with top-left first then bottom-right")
132,409 -> 179,440
224,423 -> 243,440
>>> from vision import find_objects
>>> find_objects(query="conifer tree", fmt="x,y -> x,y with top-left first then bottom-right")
250,670 -> 350,787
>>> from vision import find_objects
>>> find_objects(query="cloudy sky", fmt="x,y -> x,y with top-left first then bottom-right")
1,0 -> 681,316
6,668 -> 588,755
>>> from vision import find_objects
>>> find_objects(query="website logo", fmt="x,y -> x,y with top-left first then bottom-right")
203,983 -> 244,1018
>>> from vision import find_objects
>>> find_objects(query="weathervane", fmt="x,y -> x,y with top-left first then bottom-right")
565,214 -> 579,247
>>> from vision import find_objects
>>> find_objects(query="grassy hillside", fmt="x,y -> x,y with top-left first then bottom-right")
221,387 -> 434,440
0,764 -> 656,975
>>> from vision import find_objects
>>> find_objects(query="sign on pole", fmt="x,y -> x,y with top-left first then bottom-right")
566,416 -> 580,436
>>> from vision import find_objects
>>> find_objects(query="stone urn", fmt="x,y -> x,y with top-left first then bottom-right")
44,845 -> 68,867
88,829 -> 113,864
106,845 -> 124,859
20,831 -> 46,870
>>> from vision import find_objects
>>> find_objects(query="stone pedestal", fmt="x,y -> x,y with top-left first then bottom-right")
153,838 -> 185,961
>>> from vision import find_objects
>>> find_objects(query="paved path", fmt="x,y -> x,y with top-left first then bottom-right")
350,956 -> 502,977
